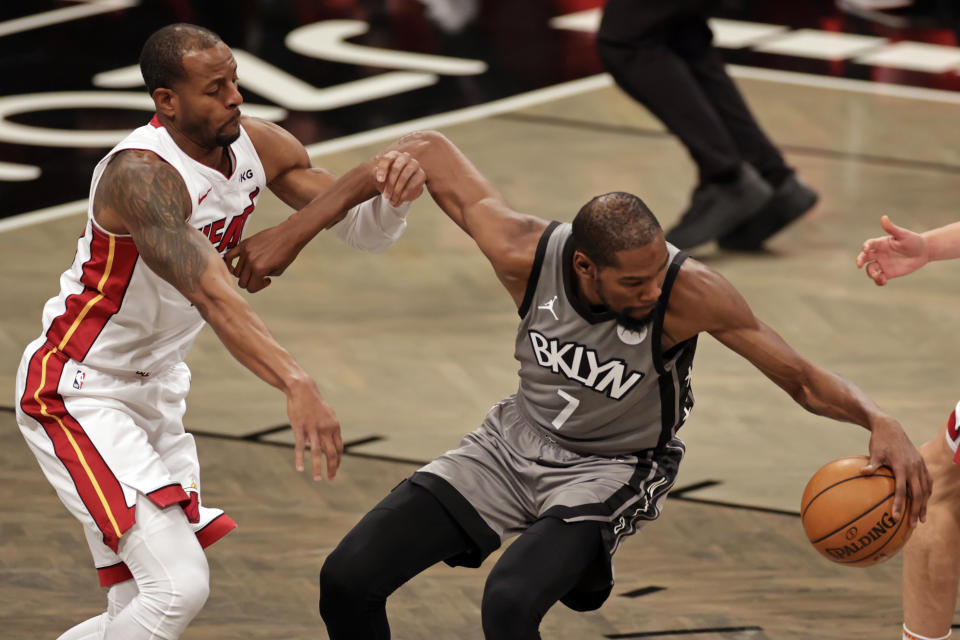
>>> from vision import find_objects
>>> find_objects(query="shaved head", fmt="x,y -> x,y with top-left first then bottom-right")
571,192 -> 662,268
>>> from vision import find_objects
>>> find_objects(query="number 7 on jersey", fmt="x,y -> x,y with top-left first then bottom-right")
552,389 -> 580,430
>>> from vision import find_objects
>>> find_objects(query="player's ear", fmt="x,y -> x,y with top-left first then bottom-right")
572,250 -> 598,279
152,88 -> 177,119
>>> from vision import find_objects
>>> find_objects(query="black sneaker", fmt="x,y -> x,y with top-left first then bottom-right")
664,163 -> 773,250
717,174 -> 818,251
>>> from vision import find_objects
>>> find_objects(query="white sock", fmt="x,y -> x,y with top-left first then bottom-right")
904,624 -> 952,640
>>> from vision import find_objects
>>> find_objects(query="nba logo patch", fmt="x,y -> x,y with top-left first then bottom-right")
73,369 -> 85,390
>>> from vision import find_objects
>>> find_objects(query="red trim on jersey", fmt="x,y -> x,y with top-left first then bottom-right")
149,114 -> 161,128
97,562 -> 134,588
19,343 -> 136,552
197,513 -> 238,548
44,226 -> 139,363
146,484 -> 191,510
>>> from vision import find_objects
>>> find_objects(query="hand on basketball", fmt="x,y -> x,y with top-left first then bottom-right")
225,221 -> 303,293
285,377 -> 343,481
856,215 -> 928,286
862,418 -> 931,527
373,150 -> 425,207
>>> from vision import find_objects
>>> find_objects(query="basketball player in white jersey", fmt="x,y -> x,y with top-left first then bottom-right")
235,132 -> 930,638
14,24 -> 426,640
859,216 -> 960,640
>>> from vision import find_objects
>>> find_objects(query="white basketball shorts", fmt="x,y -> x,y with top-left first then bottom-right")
15,337 -> 235,586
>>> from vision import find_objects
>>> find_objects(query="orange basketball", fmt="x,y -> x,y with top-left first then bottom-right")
800,455 -> 913,567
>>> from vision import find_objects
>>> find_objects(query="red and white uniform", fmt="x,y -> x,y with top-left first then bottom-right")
14,116 -> 266,586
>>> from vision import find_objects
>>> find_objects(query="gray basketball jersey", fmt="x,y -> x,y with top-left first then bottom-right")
514,222 -> 696,456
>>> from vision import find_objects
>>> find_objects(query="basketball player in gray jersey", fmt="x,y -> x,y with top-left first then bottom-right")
231,132 -> 930,639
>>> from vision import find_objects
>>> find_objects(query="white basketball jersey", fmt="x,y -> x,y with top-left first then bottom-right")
35,115 -> 267,376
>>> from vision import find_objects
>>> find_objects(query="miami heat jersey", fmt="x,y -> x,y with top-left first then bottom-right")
36,116 -> 266,375
513,222 -> 696,456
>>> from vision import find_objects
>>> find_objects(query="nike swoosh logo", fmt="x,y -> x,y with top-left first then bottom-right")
198,188 -> 212,205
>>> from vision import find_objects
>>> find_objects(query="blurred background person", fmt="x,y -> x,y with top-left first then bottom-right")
596,0 -> 818,251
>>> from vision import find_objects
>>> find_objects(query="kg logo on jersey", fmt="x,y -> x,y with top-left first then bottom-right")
528,330 -> 643,400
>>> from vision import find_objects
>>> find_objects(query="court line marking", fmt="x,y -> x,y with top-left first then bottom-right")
0,199 -> 89,234
0,405 -> 813,516
729,63 -> 960,105
605,626 -> 764,639
5,63 -> 960,234
0,0 -> 139,39
499,111 -> 960,175
620,586 -> 667,599
189,428 -> 382,452
198,426 -> 810,515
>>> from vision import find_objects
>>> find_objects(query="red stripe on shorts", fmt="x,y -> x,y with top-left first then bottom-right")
97,562 -> 134,588
197,513 -> 238,548
19,343 -> 136,552
97,511 -> 238,587
146,484 -> 191,510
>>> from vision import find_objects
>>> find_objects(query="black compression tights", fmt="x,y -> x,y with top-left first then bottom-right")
319,480 -> 604,640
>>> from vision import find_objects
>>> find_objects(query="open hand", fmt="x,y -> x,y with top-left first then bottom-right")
285,377 -> 343,481
856,215 -> 928,286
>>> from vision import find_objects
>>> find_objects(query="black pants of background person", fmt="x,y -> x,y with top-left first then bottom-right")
319,480 -> 605,640
596,0 -> 817,251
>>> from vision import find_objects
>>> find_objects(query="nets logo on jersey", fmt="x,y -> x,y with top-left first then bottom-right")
528,330 -> 643,400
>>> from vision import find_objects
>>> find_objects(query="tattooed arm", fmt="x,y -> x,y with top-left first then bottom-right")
92,150 -> 342,480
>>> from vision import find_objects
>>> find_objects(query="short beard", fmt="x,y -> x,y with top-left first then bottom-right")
595,278 -> 658,330
215,129 -> 241,147
616,305 -> 657,331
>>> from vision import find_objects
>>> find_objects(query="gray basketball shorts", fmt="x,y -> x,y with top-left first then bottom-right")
412,396 -> 686,567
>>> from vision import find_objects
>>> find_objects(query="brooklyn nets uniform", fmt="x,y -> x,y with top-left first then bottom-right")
14,116 -> 267,587
415,222 -> 696,608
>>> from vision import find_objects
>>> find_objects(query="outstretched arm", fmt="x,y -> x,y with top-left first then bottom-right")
226,117 -> 426,292
94,149 -> 342,481
666,260 -> 931,525
857,215 -> 960,286
391,131 -> 550,306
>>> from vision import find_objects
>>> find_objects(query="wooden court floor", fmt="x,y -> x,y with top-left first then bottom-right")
3,70 -> 960,637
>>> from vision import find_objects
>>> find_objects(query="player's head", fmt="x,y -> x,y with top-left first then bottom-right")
571,192 -> 668,328
140,24 -> 243,148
